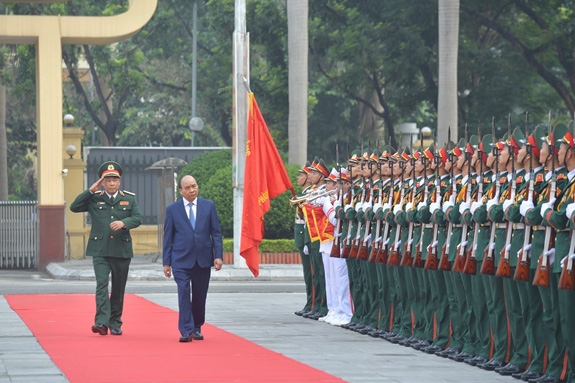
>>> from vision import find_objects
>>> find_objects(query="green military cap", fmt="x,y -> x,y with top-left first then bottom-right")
378,145 -> 391,161
370,148 -> 381,162
400,146 -> 411,162
438,142 -> 454,164
452,138 -> 465,157
298,161 -> 311,174
423,143 -> 435,161
98,161 -> 123,178
509,127 -> 526,148
526,126 -> 545,159
480,134 -> 492,152
312,158 -> 330,177
466,135 -> 479,154
361,147 -> 371,161
554,123 -> 574,148
349,149 -> 362,164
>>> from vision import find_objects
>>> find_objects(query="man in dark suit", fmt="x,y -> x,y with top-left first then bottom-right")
163,175 -> 223,343
70,161 -> 142,336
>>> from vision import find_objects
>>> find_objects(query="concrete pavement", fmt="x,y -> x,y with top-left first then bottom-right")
0,257 -> 519,382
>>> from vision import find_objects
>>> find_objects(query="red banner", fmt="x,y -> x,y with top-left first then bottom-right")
240,93 -> 295,277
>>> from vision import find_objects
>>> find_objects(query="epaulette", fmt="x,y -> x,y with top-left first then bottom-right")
97,191 -> 105,196
557,173 -> 567,181
123,190 -> 136,196
440,181 -> 446,188
536,173 -> 544,184
483,177 -> 491,184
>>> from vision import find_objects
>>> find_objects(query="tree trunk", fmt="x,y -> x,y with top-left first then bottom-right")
437,0 -> 460,146
287,0 -> 308,165
0,82 -> 8,200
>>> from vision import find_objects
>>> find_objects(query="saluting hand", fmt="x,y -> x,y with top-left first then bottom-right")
89,177 -> 105,193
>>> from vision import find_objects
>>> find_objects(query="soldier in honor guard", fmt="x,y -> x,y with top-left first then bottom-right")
70,161 -> 143,336
527,124 -> 570,383
543,123 -> 575,383
294,161 -> 315,317
301,158 -> 330,320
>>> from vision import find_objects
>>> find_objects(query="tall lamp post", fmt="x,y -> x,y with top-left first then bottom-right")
189,116 -> 204,146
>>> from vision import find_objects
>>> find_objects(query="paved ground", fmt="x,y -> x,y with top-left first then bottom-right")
0,257 -> 517,383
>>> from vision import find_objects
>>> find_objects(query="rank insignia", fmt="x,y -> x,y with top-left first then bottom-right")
558,173 -> 567,181
516,175 -> 523,184
500,177 -> 506,184
441,181 -> 446,187
536,173 -> 544,183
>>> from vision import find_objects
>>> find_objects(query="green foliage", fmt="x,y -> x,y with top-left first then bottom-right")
178,149 -> 232,194
202,165 -> 234,237
222,238 -> 297,253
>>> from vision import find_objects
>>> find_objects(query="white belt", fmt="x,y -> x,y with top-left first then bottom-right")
496,223 -> 507,229
453,224 -> 463,228
423,223 -> 434,229
513,223 -> 525,230
295,219 -> 305,224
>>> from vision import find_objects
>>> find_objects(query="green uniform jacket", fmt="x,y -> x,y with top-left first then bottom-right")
70,189 -> 142,258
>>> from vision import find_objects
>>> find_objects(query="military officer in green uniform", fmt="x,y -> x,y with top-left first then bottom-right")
70,161 -> 142,336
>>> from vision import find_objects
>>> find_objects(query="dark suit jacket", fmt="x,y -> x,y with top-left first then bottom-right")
162,197 -> 223,269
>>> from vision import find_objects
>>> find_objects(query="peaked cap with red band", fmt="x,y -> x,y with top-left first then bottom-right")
98,161 -> 123,178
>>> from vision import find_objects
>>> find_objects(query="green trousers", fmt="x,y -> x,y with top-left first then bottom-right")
298,247 -> 313,311
538,273 -> 566,379
93,256 -> 131,328
516,273 -> 546,373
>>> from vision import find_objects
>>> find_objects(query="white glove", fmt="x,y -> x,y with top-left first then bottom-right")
431,240 -> 438,248
566,203 -> 575,219
383,202 -> 391,211
417,202 -> 426,211
303,245 -> 309,255
372,202 -> 383,213
406,202 -> 413,211
333,199 -> 341,209
429,202 -> 440,214
540,202 -> 553,219
393,205 -> 402,215
470,201 -> 481,214
363,200 -> 373,210
394,240 -> 402,251
314,196 -> 327,206
459,202 -> 470,215
442,200 -> 454,213
354,202 -> 363,213
502,199 -> 513,212
383,237 -> 390,246
560,253 -> 575,268
486,198 -> 497,211
344,205 -> 353,213
519,200 -> 534,217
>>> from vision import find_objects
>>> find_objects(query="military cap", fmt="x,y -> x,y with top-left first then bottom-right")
98,161 -> 123,178
526,126 -> 545,159
555,123 -> 574,148
298,161 -> 311,174
493,133 -> 509,151
370,148 -> 381,162
479,134 -> 492,162
439,141 -> 455,164
326,167 -> 339,182
452,138 -> 465,158
339,167 -> 350,182
507,127 -> 526,155
423,144 -> 435,162
348,149 -> 362,164
312,158 -> 329,178
466,135 -> 479,154
412,149 -> 422,161
361,147 -> 371,161
379,145 -> 392,161
400,147 -> 411,162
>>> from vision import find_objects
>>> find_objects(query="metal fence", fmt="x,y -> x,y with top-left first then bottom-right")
0,201 -> 38,269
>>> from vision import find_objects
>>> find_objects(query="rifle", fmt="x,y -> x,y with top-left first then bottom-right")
358,154 -> 375,261
453,124 -> 471,272
401,143 -> 417,267
330,144 -> 343,258
374,146 -> 394,263
481,117 -> 498,275
533,116 -> 555,286
425,137 -> 441,270
514,112 -> 533,281
496,115 -> 515,278
341,144 -> 354,258
559,116 -> 575,290
439,127 -> 454,271
387,156 -> 405,266
464,123 -> 483,275
368,151 -> 384,262
413,133 -> 427,268
350,151 -> 368,259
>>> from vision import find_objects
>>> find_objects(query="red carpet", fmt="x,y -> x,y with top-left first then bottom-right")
6,294 -> 343,383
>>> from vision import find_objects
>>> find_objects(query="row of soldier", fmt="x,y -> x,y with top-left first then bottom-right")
292,117 -> 575,383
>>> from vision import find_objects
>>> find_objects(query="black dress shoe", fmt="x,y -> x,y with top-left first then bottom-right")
435,347 -> 458,358
498,364 -> 524,376
359,326 -> 374,335
478,359 -> 505,371
294,309 -> 308,316
412,339 -> 431,350
110,328 -> 122,336
421,344 -> 443,354
530,375 -> 564,383
192,331 -> 204,340
516,370 -> 541,381
464,355 -> 487,366
387,334 -> 405,344
179,334 -> 192,343
302,310 -> 317,318
309,312 -> 325,320
91,324 -> 108,336
448,351 -> 473,362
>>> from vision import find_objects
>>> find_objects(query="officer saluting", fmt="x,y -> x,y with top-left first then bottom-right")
70,161 -> 143,336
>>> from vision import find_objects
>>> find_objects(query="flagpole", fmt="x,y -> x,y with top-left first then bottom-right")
233,0 -> 249,269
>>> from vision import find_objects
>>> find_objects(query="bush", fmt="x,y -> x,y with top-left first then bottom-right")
222,238 -> 297,253
178,149 -> 303,239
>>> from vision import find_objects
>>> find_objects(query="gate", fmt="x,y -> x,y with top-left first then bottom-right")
0,201 -> 38,269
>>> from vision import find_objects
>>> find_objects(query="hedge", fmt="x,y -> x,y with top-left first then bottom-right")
222,238 -> 297,253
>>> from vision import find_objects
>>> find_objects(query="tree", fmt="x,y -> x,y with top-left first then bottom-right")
287,0 -> 308,166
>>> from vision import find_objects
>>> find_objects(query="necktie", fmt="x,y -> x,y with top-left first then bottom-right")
189,203 -> 196,229
110,196 -> 115,204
